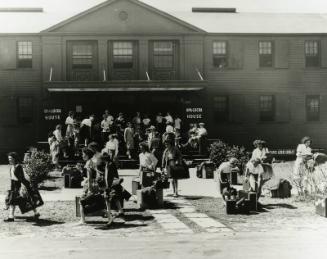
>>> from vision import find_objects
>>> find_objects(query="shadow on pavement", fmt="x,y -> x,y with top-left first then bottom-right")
15,216 -> 65,226
123,214 -> 154,221
95,222 -> 147,230
38,186 -> 61,191
263,203 -> 298,210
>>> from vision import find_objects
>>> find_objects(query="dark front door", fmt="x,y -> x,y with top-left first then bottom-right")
67,41 -> 98,81
108,41 -> 138,80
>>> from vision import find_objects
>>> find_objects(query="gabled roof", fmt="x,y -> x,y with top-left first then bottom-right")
1,0 -> 327,34
42,0 -> 205,33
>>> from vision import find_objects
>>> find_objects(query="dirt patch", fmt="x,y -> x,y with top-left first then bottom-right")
187,195 -> 327,233
0,200 -> 160,238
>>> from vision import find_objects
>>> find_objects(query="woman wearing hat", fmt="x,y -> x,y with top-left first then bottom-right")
162,133 -> 183,197
251,140 -> 270,162
292,136 -> 313,193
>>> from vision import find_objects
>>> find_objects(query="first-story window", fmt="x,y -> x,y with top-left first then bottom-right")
213,96 -> 229,122
259,95 -> 275,121
306,95 -> 320,121
213,41 -> 227,68
18,97 -> 33,123
113,42 -> 134,69
259,41 -> 273,67
17,41 -> 32,68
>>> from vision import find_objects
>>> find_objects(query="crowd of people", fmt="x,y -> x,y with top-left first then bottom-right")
216,136 -> 321,205
47,110 -> 209,169
3,106 -> 319,223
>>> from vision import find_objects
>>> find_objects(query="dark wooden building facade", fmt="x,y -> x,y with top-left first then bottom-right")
1,0 -> 327,158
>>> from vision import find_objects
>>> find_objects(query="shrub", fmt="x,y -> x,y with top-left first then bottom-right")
24,150 -> 52,187
209,140 -> 249,170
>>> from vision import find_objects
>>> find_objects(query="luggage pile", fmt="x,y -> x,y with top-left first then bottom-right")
226,190 -> 257,215
62,164 -> 83,188
134,170 -> 170,209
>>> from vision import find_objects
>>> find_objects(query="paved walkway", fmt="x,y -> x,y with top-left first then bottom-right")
149,196 -> 231,234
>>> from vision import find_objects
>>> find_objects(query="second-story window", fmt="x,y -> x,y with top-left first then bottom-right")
306,95 -> 320,121
259,41 -> 273,67
259,95 -> 275,121
113,42 -> 133,69
153,41 -> 174,69
213,41 -> 227,68
72,44 -> 93,69
17,41 -> 32,68
305,40 -> 320,67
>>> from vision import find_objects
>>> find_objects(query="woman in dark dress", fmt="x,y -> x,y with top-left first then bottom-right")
102,153 -> 125,220
162,133 -> 183,197
4,152 -> 40,222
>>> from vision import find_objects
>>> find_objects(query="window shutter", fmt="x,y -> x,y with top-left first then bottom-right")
275,95 -> 290,122
321,39 -> 327,68
320,95 -> 327,121
229,94 -> 245,123
275,40 -> 289,68
228,40 -> 243,69
0,39 -> 16,69
0,97 -> 17,125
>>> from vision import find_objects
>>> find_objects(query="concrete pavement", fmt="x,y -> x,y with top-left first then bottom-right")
0,230 -> 325,259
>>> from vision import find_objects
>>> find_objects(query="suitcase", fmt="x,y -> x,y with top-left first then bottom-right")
231,168 -> 239,185
197,162 -> 215,179
154,178 -> 170,189
236,198 -> 251,214
76,196 -> 123,217
315,195 -> 327,217
226,199 -> 237,214
238,190 -> 257,211
271,180 -> 292,198
63,166 -> 83,188
136,188 -> 163,209
132,178 -> 141,195
79,194 -> 106,215
140,170 -> 156,187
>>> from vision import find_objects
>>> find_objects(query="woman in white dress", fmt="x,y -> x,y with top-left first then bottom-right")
251,140 -> 273,181
292,136 -> 313,194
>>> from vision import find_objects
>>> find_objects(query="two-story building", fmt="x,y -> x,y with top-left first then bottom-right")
1,0 -> 327,158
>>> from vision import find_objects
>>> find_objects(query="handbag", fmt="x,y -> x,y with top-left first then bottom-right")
169,160 -> 190,180
17,188 -> 44,214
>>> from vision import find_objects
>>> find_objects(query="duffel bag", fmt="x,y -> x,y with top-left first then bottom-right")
18,188 -> 44,214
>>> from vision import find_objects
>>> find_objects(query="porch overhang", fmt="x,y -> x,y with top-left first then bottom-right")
45,80 -> 207,92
